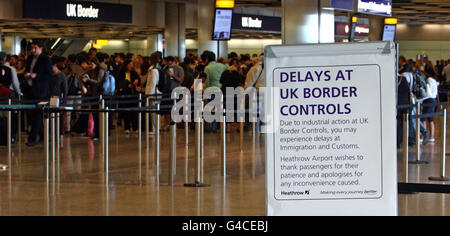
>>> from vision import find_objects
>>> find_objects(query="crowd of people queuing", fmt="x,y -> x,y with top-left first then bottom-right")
0,41 -> 265,147
397,55 -> 450,148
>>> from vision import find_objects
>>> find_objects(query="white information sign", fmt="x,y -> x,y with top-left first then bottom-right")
264,42 -> 398,216
213,9 -> 233,41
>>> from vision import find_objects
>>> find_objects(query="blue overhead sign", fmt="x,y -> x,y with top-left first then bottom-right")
331,0 -> 354,11
358,0 -> 392,16
232,14 -> 282,32
23,0 -> 133,24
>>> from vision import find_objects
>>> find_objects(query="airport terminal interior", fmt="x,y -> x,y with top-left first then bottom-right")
0,0 -> 449,216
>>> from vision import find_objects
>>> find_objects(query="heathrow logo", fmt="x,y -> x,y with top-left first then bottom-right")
280,190 -> 311,196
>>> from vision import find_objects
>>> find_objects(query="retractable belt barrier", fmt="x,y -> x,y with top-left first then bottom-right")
0,93 -> 233,186
400,103 -> 450,194
0,93 -> 174,184
398,100 -> 450,110
0,92 -> 261,187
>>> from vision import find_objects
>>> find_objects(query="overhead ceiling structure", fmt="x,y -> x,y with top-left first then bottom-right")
392,0 -> 450,24
0,0 -> 447,40
235,0 -> 450,24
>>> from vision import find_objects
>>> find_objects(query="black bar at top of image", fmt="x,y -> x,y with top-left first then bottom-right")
22,0 -> 132,24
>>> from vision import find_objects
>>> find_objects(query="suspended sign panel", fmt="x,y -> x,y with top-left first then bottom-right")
358,0 -> 392,16
382,25 -> 397,41
264,42 -> 398,216
232,14 -> 282,32
212,9 -> 233,41
23,0 -> 132,24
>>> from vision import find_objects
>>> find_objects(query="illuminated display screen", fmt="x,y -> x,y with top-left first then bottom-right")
212,9 -> 233,41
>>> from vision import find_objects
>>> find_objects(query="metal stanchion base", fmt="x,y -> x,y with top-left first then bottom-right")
0,164 -> 8,170
429,176 -> 450,182
409,160 -> 430,165
184,182 -> 210,188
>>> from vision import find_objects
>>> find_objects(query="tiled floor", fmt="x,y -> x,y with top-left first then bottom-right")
0,119 -> 449,216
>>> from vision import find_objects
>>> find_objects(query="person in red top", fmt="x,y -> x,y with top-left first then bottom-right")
0,85 -> 11,99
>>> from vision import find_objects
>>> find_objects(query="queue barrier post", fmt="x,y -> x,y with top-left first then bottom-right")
139,94 -> 142,148
60,110 -> 64,149
146,97 -> 150,149
184,101 -> 210,188
173,99 -> 177,176
169,120 -> 176,186
56,110 -> 61,182
240,97 -> 245,152
429,109 -> 450,181
7,99 -> 12,162
410,103 -> 429,165
196,116 -> 201,183
185,120 -> 189,146
100,96 -> 105,156
403,113 -> 409,183
184,88 -> 189,146
240,122 -> 244,152
105,107 -> 110,185
44,109 -> 50,182
201,101 -> 205,162
155,104 -> 161,185
196,101 -> 201,183
252,120 -> 256,137
221,109 -> 227,178
56,111 -> 60,154
18,95 -> 21,144
220,95 -> 226,178
51,108 -> 56,181
106,107 -> 109,163
416,103 -> 421,162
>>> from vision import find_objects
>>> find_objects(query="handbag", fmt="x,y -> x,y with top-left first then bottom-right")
87,113 -> 95,137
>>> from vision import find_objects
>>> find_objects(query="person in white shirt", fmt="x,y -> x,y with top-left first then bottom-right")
145,52 -> 161,134
5,55 -> 21,97
422,76 -> 439,142
244,55 -> 265,132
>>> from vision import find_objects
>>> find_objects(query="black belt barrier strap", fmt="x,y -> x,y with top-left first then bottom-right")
399,183 -> 450,194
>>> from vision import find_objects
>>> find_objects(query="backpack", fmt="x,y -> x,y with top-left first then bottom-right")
67,73 -> 80,96
412,70 -> 428,100
102,71 -> 116,96
157,68 -> 180,94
